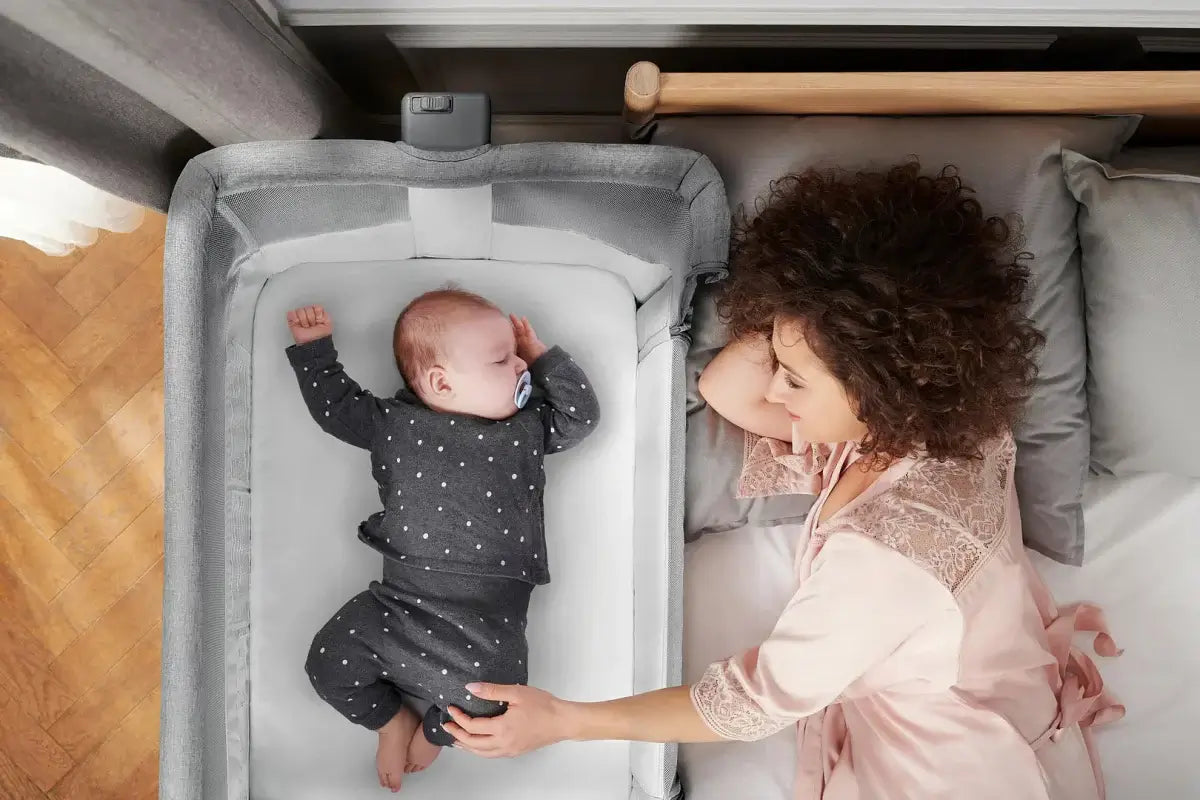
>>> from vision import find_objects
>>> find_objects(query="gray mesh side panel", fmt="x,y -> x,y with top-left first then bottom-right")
632,781 -> 683,800
664,336 -> 688,798
201,222 -> 237,800
162,157 -> 231,800
493,181 -> 689,275
222,183 -> 410,251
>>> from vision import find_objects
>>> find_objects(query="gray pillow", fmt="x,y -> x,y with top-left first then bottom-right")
1063,149 -> 1200,478
1113,147 -> 1200,173
656,115 -> 1139,564
684,282 -> 816,539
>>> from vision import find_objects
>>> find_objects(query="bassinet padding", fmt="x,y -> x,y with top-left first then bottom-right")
160,140 -> 727,800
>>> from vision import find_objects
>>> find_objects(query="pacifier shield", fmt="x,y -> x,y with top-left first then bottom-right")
514,371 -> 533,409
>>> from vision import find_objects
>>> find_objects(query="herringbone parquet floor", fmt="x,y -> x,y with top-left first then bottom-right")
0,213 -> 166,800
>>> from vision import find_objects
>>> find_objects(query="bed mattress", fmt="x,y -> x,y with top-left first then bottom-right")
160,140 -> 728,800
680,472 -> 1200,800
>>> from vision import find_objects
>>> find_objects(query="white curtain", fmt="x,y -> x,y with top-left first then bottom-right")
0,157 -> 144,256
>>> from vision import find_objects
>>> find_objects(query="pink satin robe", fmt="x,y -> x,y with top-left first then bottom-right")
689,431 -> 1124,800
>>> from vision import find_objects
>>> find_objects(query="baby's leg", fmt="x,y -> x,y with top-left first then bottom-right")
305,590 -> 407,730
306,591 -> 414,791
420,612 -> 530,747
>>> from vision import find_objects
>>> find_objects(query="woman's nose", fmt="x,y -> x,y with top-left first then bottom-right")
763,371 -> 785,405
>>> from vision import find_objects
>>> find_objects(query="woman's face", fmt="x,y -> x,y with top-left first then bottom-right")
764,317 -> 869,446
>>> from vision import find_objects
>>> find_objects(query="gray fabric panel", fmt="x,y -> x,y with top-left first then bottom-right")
493,181 -> 690,276
195,140 -> 717,200
653,115 -> 1140,565
0,0 -> 348,146
162,140 -> 726,799
222,182 -> 410,250
0,0 -> 353,208
193,139 -> 726,327
0,142 -> 35,162
663,336 -> 688,797
0,13 -> 208,208
161,157 -> 222,800
631,776 -> 683,800
1063,151 -> 1200,477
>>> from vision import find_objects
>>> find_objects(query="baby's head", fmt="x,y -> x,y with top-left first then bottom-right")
394,286 -> 527,420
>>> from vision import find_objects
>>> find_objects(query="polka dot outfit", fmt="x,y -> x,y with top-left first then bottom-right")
306,572 -> 532,745
287,335 -> 600,745
287,336 -> 600,587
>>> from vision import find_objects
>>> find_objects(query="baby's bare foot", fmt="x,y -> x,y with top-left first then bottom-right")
377,708 -> 419,793
405,724 -> 442,773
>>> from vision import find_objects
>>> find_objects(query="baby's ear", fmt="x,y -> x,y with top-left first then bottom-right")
427,367 -> 453,398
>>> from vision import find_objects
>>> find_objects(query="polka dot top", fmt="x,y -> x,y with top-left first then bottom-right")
286,335 -> 600,585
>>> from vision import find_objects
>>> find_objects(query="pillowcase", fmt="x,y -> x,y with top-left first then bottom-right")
683,282 -> 816,540
1062,149 -> 1200,478
1113,146 -> 1200,172
656,115 -> 1139,563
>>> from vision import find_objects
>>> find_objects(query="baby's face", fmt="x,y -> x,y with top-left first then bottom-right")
437,309 -> 528,420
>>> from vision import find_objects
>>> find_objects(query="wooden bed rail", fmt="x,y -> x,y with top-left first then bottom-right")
624,61 -> 1200,125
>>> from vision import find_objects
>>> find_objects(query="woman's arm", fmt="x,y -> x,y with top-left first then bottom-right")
567,685 -> 724,744
698,335 -> 794,442
443,683 -> 723,758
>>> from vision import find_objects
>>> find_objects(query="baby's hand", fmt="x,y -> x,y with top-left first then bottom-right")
287,304 -> 333,345
511,314 -> 548,364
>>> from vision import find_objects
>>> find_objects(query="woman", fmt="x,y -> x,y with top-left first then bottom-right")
442,163 -> 1123,799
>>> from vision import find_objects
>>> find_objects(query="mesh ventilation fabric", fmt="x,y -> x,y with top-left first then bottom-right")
222,183 -> 410,251
493,181 -> 691,273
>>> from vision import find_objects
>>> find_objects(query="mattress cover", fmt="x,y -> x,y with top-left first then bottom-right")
679,472 -> 1200,800
252,258 -> 638,799
160,140 -> 728,800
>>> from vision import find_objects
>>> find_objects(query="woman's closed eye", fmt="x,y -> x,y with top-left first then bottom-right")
784,374 -> 805,390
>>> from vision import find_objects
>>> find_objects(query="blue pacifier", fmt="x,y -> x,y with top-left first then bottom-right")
514,370 -> 533,409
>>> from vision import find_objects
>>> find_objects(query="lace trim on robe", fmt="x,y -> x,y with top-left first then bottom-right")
691,659 -> 793,742
736,431 -> 827,499
833,434 -> 1017,595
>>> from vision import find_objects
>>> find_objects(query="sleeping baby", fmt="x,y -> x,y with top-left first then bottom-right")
285,287 -> 600,792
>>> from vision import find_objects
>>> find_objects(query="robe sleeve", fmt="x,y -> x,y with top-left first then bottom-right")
691,532 -> 957,741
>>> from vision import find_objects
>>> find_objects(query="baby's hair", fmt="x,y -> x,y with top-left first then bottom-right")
393,284 -> 500,391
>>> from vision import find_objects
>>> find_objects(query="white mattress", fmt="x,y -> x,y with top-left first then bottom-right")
250,259 -> 637,799
680,472 -> 1200,800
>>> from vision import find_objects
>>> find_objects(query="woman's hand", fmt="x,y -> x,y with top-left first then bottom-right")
287,304 -> 333,345
443,683 -> 575,758
511,314 -> 548,364
444,682 -> 724,756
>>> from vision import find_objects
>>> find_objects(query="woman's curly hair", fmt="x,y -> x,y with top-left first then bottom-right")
719,161 -> 1044,463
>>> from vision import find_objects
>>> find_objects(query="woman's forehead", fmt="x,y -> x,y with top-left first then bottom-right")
771,318 -> 819,368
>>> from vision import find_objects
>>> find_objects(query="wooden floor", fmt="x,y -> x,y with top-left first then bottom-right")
0,214 -> 166,800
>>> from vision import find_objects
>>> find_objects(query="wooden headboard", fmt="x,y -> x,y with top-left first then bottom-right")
624,61 -> 1200,142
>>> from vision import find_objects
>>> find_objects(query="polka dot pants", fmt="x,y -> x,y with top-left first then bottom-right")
305,568 -> 532,746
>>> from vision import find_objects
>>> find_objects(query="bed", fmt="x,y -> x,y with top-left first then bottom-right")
681,473 -> 1200,800
626,62 -> 1200,800
158,139 -> 729,800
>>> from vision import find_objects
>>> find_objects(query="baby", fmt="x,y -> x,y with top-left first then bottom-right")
285,287 -> 600,792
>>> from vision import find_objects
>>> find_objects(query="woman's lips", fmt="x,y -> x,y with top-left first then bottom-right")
788,413 -> 802,421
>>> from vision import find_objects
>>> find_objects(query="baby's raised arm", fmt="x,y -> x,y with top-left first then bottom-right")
285,305 -> 388,450
532,347 -> 600,453
698,335 -> 793,442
